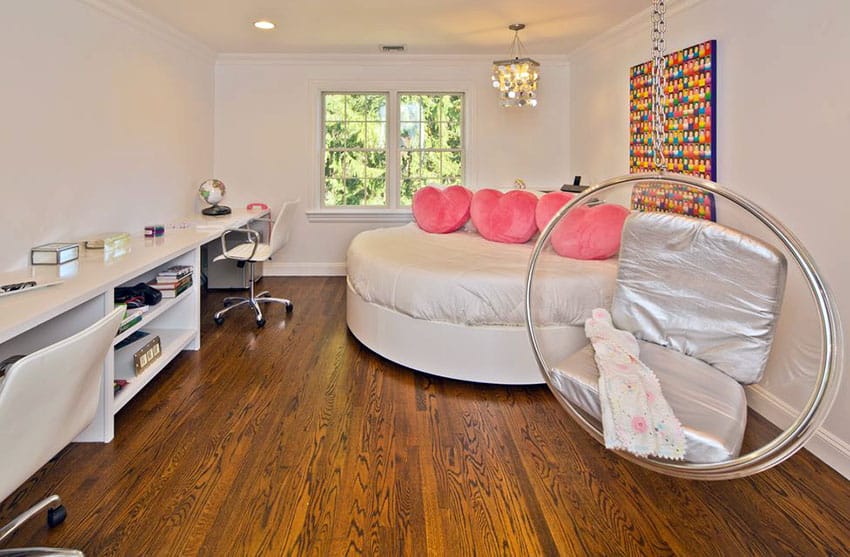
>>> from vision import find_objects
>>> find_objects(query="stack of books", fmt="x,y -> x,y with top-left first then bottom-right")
116,305 -> 147,334
150,265 -> 193,298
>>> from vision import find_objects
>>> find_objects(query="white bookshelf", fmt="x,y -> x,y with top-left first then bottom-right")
113,326 -> 196,413
0,209 -> 266,442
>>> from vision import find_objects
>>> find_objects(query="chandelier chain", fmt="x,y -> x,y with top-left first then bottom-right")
651,0 -> 668,172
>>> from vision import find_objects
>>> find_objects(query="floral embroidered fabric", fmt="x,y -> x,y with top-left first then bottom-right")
585,308 -> 686,460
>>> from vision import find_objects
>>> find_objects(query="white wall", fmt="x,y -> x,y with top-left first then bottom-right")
569,0 -> 850,476
0,0 -> 215,272
214,55 -> 571,274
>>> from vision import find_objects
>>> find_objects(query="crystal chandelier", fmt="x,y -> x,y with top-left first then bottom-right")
491,24 -> 540,108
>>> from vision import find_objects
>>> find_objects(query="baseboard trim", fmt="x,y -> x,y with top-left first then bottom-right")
265,262 -> 346,276
748,385 -> 850,479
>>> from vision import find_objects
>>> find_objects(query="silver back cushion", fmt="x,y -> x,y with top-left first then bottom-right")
611,211 -> 787,384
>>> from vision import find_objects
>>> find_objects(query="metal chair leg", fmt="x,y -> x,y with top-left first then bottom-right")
213,261 -> 292,326
214,299 -> 251,318
0,494 -> 83,556
0,548 -> 83,556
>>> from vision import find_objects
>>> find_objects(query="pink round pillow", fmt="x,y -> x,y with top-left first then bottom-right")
470,189 -> 539,243
412,185 -> 473,233
550,203 -> 630,260
535,191 -> 575,231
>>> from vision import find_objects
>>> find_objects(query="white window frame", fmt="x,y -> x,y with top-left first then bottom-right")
307,80 -> 474,223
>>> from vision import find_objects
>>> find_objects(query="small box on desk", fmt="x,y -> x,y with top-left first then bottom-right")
85,232 -> 130,251
31,243 -> 79,265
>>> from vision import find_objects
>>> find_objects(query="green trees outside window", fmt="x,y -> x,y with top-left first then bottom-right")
399,94 -> 463,205
322,92 -> 464,207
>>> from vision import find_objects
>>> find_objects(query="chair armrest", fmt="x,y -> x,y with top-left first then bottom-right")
220,228 -> 260,261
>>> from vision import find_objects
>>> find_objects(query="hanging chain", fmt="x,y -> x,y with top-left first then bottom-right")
650,0 -> 668,172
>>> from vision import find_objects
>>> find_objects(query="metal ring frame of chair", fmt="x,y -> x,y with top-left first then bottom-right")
525,172 -> 844,480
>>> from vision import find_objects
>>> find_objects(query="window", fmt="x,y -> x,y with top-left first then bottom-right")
320,91 -> 465,210
323,93 -> 388,207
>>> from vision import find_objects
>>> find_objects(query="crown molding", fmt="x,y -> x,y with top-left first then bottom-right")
76,0 -> 216,62
568,0 -> 707,59
216,52 -> 570,67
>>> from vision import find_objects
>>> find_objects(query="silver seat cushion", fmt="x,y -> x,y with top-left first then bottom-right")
550,342 -> 748,463
612,211 -> 787,384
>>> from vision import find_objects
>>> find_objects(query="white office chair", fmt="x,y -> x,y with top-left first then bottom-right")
213,200 -> 299,327
0,307 -> 124,556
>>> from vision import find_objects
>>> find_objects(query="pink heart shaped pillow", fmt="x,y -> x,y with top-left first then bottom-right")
549,202 -> 630,260
535,191 -> 575,231
471,189 -> 539,243
412,185 -> 473,233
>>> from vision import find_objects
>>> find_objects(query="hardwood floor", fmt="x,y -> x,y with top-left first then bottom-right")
2,276 -> 849,555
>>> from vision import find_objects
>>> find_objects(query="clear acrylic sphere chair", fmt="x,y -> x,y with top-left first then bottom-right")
525,173 -> 843,480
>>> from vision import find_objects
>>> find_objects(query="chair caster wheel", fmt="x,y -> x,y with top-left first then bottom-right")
285,302 -> 294,313
47,505 -> 67,527
256,318 -> 266,328
214,315 -> 224,325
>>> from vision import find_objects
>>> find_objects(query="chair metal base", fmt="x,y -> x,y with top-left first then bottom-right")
0,494 -> 82,556
213,262 -> 293,328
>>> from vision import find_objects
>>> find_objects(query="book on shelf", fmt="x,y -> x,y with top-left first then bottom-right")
156,265 -> 192,280
116,304 -> 146,334
151,273 -> 193,289
115,330 -> 149,351
158,278 -> 193,298
118,312 -> 143,334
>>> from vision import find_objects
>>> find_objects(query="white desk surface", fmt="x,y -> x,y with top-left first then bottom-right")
0,208 -> 268,345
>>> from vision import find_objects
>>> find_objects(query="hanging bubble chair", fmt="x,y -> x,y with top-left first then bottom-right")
525,0 -> 842,480
525,172 -> 843,480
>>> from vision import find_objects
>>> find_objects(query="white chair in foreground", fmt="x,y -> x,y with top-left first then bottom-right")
213,200 -> 298,328
0,307 -> 124,556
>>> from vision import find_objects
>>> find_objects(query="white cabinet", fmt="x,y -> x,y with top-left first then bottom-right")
0,209 -> 264,442
109,249 -> 200,415
74,243 -> 202,442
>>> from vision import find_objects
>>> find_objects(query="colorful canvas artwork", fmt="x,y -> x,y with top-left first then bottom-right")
630,183 -> 716,221
629,40 -> 716,180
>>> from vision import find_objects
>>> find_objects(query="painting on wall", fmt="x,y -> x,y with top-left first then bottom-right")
629,40 -> 716,180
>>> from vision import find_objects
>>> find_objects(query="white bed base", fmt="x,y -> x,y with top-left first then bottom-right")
346,280 -> 587,385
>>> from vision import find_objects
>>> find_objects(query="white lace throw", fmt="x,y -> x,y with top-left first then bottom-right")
585,308 -> 686,460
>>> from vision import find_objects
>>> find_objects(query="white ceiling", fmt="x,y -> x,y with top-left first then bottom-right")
127,0 -> 650,55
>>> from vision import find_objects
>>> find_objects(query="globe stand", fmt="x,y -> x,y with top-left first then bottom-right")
202,203 -> 232,216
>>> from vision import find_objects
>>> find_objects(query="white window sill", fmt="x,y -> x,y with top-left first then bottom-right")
305,208 -> 414,224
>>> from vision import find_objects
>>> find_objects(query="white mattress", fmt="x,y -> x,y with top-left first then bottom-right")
347,223 -> 618,327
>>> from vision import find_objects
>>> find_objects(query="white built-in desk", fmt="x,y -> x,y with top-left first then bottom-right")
0,209 -> 267,442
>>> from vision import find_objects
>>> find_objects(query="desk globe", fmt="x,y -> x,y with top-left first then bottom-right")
199,179 -> 232,216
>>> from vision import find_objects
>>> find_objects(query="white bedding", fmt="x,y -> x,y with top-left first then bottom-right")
346,223 -> 619,327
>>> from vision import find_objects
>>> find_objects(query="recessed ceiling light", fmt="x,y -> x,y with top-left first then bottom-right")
254,20 -> 275,30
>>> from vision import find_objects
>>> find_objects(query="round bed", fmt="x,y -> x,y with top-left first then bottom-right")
346,223 -> 619,385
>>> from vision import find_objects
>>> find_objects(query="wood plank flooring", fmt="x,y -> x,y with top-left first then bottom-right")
2,276 -> 849,555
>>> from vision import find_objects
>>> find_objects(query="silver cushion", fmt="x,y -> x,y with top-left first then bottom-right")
612,211 -> 787,384
550,342 -> 748,463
